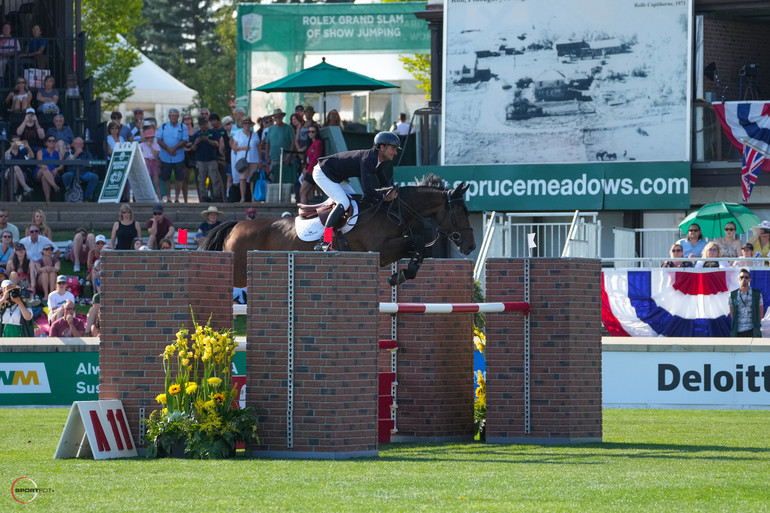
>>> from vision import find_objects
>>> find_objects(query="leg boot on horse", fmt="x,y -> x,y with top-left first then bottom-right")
314,203 -> 346,251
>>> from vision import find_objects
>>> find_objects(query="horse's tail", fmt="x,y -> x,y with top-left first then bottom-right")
197,220 -> 238,251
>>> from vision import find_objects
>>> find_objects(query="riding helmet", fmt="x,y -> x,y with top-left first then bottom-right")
373,131 -> 402,150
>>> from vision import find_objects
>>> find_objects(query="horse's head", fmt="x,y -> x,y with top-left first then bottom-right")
444,182 -> 476,255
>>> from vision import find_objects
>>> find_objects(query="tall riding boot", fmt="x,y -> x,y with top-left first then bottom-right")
314,203 -> 346,251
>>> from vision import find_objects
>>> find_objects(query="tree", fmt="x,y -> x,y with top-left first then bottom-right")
82,0 -> 143,107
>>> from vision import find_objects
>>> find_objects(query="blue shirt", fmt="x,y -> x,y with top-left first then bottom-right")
157,121 -> 188,164
677,238 -> 707,258
47,125 -> 75,146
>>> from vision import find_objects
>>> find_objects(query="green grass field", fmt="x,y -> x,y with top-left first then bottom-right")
2,408 -> 770,511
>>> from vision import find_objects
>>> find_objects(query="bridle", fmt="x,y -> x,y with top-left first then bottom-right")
390,188 -> 472,248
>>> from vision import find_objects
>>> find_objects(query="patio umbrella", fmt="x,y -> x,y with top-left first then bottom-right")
678,202 -> 760,238
252,57 -> 398,118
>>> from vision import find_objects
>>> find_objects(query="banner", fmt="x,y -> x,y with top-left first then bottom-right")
443,0 -> 692,166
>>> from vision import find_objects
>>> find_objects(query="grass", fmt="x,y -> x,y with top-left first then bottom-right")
2,409 -> 770,511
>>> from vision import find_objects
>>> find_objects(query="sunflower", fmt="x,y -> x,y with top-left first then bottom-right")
213,393 -> 225,404
169,384 -> 182,395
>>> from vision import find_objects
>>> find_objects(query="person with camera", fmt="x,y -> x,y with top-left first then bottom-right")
748,221 -> 770,264
1,279 -> 33,337
16,108 -> 45,154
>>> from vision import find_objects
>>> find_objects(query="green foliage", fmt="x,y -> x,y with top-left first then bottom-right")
82,0 -> 143,107
399,53 -> 431,98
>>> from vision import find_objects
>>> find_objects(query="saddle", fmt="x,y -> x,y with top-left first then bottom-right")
296,201 -> 354,228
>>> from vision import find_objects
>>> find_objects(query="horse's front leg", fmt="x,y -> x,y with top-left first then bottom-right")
387,234 -> 425,286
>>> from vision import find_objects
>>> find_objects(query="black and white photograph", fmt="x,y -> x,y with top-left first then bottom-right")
443,0 -> 692,165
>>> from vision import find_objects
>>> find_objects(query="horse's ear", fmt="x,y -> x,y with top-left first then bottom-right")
452,182 -> 469,198
460,183 -> 469,195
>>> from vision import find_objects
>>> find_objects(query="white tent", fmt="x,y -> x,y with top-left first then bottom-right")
117,48 -> 198,123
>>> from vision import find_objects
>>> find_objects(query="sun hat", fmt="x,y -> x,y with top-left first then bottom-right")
752,220 -> 770,234
56,275 -> 67,283
201,205 -> 224,220
272,108 -> 286,116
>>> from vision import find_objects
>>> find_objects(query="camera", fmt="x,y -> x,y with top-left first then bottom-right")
739,63 -> 758,77
9,288 -> 20,299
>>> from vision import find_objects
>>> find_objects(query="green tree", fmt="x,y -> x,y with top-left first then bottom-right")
82,0 -> 143,107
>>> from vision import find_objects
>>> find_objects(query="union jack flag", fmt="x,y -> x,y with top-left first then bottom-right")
742,144 -> 766,202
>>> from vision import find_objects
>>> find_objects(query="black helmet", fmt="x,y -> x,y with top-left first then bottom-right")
374,131 -> 402,150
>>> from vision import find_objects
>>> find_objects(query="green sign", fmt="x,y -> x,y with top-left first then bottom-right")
0,352 -> 247,406
99,149 -> 132,202
393,162 -> 690,211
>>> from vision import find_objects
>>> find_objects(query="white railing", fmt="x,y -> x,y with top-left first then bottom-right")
612,228 -> 752,267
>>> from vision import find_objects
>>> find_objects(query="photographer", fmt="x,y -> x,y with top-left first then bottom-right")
1,279 -> 33,337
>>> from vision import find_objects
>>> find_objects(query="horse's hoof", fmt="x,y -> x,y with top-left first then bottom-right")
388,270 -> 406,286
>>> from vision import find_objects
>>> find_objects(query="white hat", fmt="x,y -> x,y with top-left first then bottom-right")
1,279 -> 13,289
95,234 -> 107,244
752,220 -> 770,234
281,211 -> 293,218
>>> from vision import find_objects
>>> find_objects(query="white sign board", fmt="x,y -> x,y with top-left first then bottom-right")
443,0 -> 693,165
98,142 -> 157,203
54,400 -> 138,459
603,352 -> 770,409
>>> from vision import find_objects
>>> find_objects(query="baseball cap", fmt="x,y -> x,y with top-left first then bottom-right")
95,234 -> 107,244
56,275 -> 67,283
25,107 -> 35,114
1,279 -> 13,289
133,106 -> 144,113
93,292 -> 101,304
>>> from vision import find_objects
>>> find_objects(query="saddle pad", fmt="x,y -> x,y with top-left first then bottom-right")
294,201 -> 359,242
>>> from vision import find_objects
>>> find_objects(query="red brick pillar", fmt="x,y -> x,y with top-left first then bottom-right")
247,251 -> 380,458
99,251 -> 234,445
485,258 -> 602,443
378,259 -> 475,441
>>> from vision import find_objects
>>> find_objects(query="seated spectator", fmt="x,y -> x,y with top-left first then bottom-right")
713,222 -> 743,259
21,25 -> 47,69
748,221 -> 770,261
49,299 -> 85,337
677,223 -> 706,258
695,242 -> 729,268
733,243 -> 763,268
0,230 -> 14,275
146,203 -> 174,250
6,243 -> 36,296
3,136 -> 33,201
35,136 -> 62,202
69,227 -> 94,273
27,209 -> 53,240
0,208 -> 19,243
4,76 -> 31,114
91,259 -> 101,293
36,75 -> 59,115
19,224 -> 53,263
195,206 -> 223,246
62,137 -> 99,202
16,108 -> 44,153
86,292 -> 100,337
47,275 -> 74,324
34,242 -> 59,299
87,235 -> 107,287
131,237 -> 143,250
159,237 -> 173,250
47,114 -> 75,156
661,243 -> 693,268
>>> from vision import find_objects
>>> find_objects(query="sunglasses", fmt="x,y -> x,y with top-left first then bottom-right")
29,229 -> 39,233
688,229 -> 700,232
153,212 -> 163,215
672,248 -> 683,252
43,247 -> 53,251
724,227 -> 735,231
740,276 -> 751,280
1,235 -> 10,238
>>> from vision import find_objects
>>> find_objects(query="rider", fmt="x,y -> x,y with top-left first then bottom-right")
312,131 -> 401,251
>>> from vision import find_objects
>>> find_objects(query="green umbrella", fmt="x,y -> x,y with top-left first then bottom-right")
678,202 -> 760,238
252,57 -> 398,118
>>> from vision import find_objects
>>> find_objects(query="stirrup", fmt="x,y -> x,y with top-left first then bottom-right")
314,241 -> 333,252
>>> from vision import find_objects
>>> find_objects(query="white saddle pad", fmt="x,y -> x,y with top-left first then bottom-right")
294,200 -> 359,242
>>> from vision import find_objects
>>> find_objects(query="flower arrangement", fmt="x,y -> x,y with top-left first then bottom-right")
144,311 -> 258,459
473,326 -> 487,440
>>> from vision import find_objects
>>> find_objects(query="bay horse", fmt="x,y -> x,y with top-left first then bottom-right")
198,174 -> 476,287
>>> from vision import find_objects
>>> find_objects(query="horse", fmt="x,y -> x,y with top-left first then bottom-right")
198,175 -> 476,287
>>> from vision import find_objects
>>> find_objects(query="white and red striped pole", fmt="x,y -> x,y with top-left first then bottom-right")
379,302 -> 529,315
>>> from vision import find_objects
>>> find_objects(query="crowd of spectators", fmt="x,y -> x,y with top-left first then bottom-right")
667,220 -> 770,268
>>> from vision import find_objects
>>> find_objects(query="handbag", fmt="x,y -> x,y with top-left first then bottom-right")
235,131 -> 253,173
253,169 -> 267,202
64,168 -> 84,202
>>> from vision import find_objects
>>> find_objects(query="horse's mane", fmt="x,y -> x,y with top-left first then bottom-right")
416,173 -> 446,190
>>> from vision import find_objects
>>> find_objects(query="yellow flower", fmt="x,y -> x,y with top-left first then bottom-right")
155,393 -> 167,405
169,384 -> 181,395
213,393 -> 225,404
207,377 -> 222,387
182,358 -> 190,368
162,408 -> 168,415
203,400 -> 215,409
185,382 -> 198,394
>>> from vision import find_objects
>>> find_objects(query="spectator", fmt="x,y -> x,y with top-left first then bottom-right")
47,114 -> 75,156
159,237 -> 173,250
34,136 -> 62,202
87,236 -> 107,291
264,109 -> 295,192
156,108 -> 189,203
208,113 -> 228,202
221,115 -> 235,199
729,269 -> 763,338
0,209 -> 19,243
21,24 -> 46,69
109,111 -> 132,142
6,243 -> 35,295
325,109 -> 342,128
91,259 -> 101,294
128,106 -> 144,142
694,242 -> 729,268
140,125 -> 162,201
69,227 -> 94,273
19,224 -> 53,262
395,112 -> 412,135
4,76 -> 31,113
712,222 -> 743,259
748,221 -> 770,261
49,299 -> 85,337
246,207 -> 256,220
0,230 -> 14,275
34,242 -> 59,298
105,121 -> 124,159
200,108 -> 210,121
180,113 -> 197,203
289,112 -> 306,198
86,292 -> 100,337
110,204 -> 142,250
231,107 -> 246,133
191,116 -> 223,203
47,275 -> 74,324
131,237 -> 143,250
231,117 -> 256,202
16,108 -> 44,153
195,206 -> 223,246
733,243 -> 763,268
300,124 -> 323,203
661,243 -> 693,268
28,209 -> 53,240
0,279 -> 33,337
2,140 -> 33,201
146,202 -> 175,250
677,223 -> 706,258
62,137 -> 99,202
0,22 -> 21,84
36,75 -> 59,115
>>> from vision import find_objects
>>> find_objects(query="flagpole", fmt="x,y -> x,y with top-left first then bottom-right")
740,138 -> 770,158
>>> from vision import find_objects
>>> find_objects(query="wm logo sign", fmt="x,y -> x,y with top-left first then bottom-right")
0,363 -> 51,394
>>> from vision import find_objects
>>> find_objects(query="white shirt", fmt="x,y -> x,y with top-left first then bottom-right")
18,235 -> 54,261
395,122 -> 411,135
47,290 -> 75,315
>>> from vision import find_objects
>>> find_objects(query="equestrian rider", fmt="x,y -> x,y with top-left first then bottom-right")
312,131 -> 400,251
